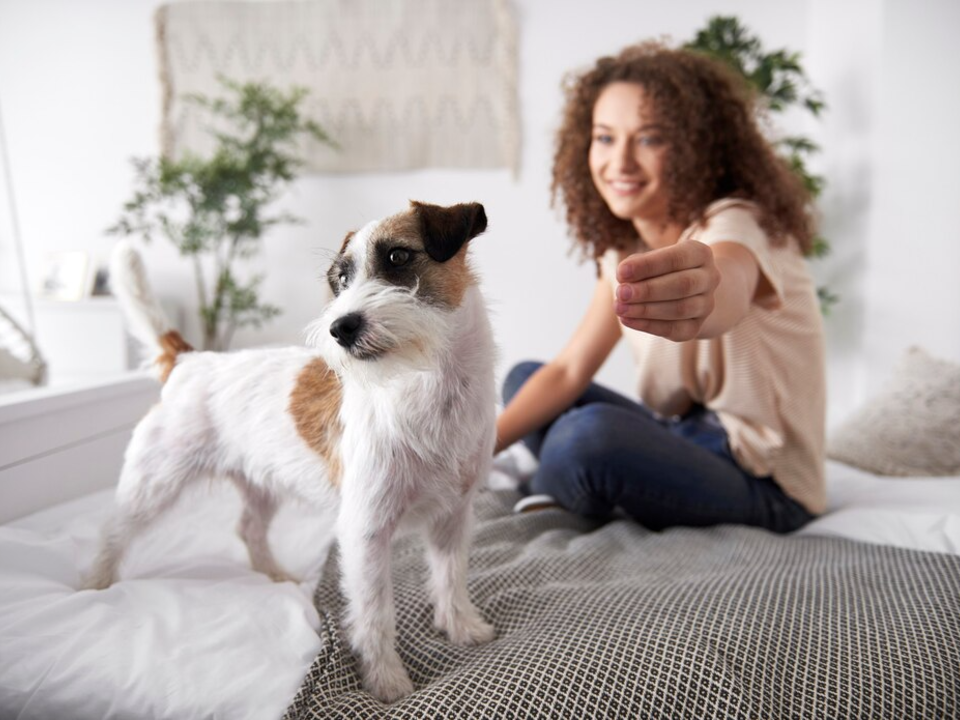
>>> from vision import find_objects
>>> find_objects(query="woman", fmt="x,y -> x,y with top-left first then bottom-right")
496,42 -> 825,533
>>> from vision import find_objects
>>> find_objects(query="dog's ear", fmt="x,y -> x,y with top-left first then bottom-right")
411,201 -> 487,263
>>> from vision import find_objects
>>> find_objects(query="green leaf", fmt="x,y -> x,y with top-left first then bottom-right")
808,235 -> 831,259
776,136 -> 821,156
817,286 -> 840,315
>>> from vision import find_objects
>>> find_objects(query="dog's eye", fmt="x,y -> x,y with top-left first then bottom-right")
338,272 -> 348,286
388,248 -> 412,267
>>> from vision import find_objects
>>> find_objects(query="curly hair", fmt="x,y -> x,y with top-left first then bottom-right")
551,41 -> 815,263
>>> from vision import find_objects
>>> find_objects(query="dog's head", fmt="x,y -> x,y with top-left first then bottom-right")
308,201 -> 487,373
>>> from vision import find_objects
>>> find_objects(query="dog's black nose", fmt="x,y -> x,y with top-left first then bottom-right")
330,312 -> 364,348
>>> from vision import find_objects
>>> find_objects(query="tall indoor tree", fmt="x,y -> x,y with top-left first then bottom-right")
110,78 -> 336,350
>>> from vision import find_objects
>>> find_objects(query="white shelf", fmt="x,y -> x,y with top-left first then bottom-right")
0,295 -> 135,385
0,295 -> 182,387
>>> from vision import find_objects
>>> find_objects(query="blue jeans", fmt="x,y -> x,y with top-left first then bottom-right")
503,361 -> 813,534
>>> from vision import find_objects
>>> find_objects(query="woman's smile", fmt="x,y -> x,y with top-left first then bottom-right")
606,178 -> 646,195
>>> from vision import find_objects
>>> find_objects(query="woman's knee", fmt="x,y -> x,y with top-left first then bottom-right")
531,405 -> 622,517
543,404 -> 618,455
501,360 -> 544,404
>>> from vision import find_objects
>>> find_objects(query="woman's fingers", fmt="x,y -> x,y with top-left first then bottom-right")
614,293 -> 714,321
613,241 -> 721,340
616,240 -> 713,283
615,267 -> 716,303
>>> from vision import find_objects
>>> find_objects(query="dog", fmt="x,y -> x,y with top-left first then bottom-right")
84,201 -> 497,702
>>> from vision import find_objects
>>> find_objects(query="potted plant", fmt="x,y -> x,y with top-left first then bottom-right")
110,78 -> 336,350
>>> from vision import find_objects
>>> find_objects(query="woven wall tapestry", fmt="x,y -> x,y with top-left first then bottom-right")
155,0 -> 519,174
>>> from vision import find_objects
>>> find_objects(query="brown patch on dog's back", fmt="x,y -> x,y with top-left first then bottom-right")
157,330 -> 194,383
289,357 -> 344,487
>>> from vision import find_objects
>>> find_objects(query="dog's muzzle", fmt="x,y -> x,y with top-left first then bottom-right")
330,312 -> 365,349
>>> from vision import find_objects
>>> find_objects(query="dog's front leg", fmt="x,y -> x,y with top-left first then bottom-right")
426,498 -> 495,646
337,493 -> 414,703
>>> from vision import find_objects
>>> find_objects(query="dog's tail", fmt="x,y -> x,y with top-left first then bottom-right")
110,240 -> 193,382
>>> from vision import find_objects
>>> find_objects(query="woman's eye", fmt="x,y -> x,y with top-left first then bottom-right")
592,134 -> 613,145
638,135 -> 663,147
388,248 -> 411,266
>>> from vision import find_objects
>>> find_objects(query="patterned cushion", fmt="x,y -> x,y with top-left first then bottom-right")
284,491 -> 960,718
828,346 -> 960,476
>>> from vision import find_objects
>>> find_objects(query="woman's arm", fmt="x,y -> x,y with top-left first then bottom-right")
613,240 -> 760,341
698,241 -> 763,338
495,278 -> 622,454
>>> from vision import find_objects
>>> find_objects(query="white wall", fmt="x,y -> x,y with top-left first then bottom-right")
862,0 -> 960,387
1,0 -> 958,424
805,0 -> 884,425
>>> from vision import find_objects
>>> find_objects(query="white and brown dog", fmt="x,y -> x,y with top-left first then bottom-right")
85,201 -> 497,702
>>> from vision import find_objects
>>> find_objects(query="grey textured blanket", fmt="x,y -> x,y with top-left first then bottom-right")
285,491 -> 960,719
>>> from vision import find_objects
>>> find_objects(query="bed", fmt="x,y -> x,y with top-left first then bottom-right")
1,459 -> 957,719
1,348 -> 959,718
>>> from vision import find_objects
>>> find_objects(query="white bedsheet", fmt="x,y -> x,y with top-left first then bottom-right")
0,485 -> 337,720
797,460 -> 960,555
1,460 -> 959,720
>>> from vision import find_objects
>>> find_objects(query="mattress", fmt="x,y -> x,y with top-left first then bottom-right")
1,460 -> 958,719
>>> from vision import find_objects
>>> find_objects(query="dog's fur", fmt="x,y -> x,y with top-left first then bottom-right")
85,201 -> 497,702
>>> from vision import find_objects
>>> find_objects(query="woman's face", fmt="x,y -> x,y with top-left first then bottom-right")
588,82 -> 670,225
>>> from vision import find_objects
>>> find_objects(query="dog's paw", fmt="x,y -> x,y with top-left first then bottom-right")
266,569 -> 299,584
363,661 -> 415,703
438,610 -> 496,646
80,568 -> 115,591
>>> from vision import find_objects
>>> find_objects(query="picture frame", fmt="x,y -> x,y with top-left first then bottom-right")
38,251 -> 90,301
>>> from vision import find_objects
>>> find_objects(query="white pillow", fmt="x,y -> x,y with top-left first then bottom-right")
827,346 -> 960,476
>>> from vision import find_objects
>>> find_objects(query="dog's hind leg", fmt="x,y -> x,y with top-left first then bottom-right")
83,418 -> 205,590
85,505 -> 148,590
233,479 -> 296,583
425,498 -> 495,646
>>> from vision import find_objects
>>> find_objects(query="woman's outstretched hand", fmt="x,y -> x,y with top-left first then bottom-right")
614,241 -> 721,341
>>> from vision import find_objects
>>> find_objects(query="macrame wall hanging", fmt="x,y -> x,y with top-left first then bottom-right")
156,0 -> 519,174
